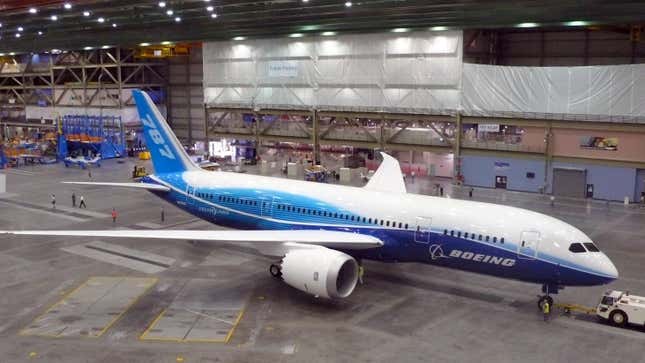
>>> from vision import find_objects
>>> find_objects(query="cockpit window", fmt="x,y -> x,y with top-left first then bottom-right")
584,243 -> 600,252
569,243 -> 586,253
600,296 -> 614,305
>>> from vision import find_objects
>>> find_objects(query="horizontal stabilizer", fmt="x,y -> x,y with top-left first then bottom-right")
62,181 -> 170,192
0,229 -> 383,257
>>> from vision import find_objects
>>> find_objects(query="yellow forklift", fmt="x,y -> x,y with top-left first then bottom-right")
132,165 -> 148,179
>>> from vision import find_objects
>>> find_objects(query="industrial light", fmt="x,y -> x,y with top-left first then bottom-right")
289,33 -> 304,38
303,0 -> 309,2
166,9 -> 174,15
206,6 -> 214,11
175,17 -> 181,22
517,22 -> 538,28
204,0 -> 211,2
38,31 -> 43,35
112,23 -> 117,28
233,36 -> 246,41
83,11 -> 90,17
430,26 -> 448,31
17,26 -> 23,32
29,8 -> 37,14
345,1 -> 352,7
0,23 -> 2,28
15,33 -> 21,38
211,13 -> 218,19
158,1 -> 166,7
139,42 -> 151,46
51,49 -> 61,54
84,46 -> 93,50
0,53 -> 4,56
391,28 -> 409,33
9,52 -> 15,55
321,31 -> 337,36
98,17 -> 105,23
565,20 -> 588,26
64,3 -> 72,9
51,15 -> 58,21
102,45 -> 110,49
161,41 -> 172,45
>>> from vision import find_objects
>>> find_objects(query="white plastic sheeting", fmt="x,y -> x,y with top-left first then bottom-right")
203,31 -> 462,113
462,63 -> 645,122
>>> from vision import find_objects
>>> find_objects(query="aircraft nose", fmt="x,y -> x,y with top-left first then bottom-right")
598,253 -> 619,281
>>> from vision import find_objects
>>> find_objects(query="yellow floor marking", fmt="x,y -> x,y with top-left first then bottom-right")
28,352 -> 37,358
139,306 -> 246,344
94,277 -> 157,337
176,356 -> 184,362
20,276 -> 157,338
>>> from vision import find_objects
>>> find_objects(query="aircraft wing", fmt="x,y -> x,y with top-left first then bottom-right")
0,229 -> 383,256
62,182 -> 170,192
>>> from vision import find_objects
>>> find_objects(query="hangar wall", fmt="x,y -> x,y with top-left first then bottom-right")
461,154 -> 546,192
203,31 -> 463,113
548,162 -> 637,201
168,47 -> 205,143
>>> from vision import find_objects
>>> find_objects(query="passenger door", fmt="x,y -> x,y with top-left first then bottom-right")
414,216 -> 432,243
260,197 -> 276,217
186,185 -> 195,205
518,231 -> 540,259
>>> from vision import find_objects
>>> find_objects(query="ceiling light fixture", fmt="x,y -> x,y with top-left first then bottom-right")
207,6 -> 214,11
0,53 -> 4,56
38,31 -> 43,35
15,33 -> 21,38
83,11 -> 90,17
112,23 -> 117,28
64,3 -> 72,9
175,17 -> 181,22
391,28 -> 409,33
517,22 -> 538,28
161,41 -> 172,45
289,33 -> 304,38
233,36 -> 246,41
321,31 -> 337,36
345,1 -> 352,7
139,42 -> 151,46
98,17 -> 105,23
158,1 -> 166,7
84,46 -> 93,50
102,45 -> 110,49
17,26 -> 24,32
9,52 -> 15,55
50,15 -> 58,21
211,13 -> 218,19
430,26 -> 447,31
29,8 -> 37,14
166,9 -> 174,15
565,20 -> 588,26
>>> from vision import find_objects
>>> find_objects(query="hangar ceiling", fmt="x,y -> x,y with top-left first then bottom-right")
1,0 -> 645,53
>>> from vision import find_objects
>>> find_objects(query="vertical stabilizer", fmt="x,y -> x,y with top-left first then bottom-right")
364,152 -> 407,194
132,90 -> 198,174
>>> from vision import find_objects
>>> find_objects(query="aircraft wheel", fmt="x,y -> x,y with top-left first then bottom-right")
610,310 -> 627,327
269,264 -> 282,278
537,295 -> 554,311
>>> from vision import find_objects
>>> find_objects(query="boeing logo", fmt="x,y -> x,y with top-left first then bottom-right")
428,244 -> 449,260
449,249 -> 516,267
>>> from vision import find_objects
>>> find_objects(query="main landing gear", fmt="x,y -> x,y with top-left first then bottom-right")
269,263 -> 282,278
537,283 -> 560,311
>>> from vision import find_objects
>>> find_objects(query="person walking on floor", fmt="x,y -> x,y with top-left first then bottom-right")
111,208 -> 118,224
79,195 -> 86,209
160,207 -> 165,223
72,192 -> 76,207
51,194 -> 56,209
469,187 -> 474,199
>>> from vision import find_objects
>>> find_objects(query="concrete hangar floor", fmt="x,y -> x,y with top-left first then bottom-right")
0,158 -> 643,363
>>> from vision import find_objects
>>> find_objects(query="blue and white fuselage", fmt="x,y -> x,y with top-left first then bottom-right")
143,167 -> 617,288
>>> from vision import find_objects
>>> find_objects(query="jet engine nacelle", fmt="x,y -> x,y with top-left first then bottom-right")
281,248 -> 359,299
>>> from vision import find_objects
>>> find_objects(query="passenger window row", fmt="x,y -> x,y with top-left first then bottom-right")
276,204 -> 409,229
442,229 -> 505,244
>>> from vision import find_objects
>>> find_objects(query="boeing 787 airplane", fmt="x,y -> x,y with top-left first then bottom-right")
2,90 -> 618,308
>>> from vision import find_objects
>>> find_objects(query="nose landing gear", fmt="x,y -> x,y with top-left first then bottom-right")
269,263 -> 282,278
537,283 -> 561,311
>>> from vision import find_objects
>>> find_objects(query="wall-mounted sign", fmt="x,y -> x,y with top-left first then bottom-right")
579,136 -> 618,151
478,123 -> 500,133
268,61 -> 299,78
494,161 -> 510,170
